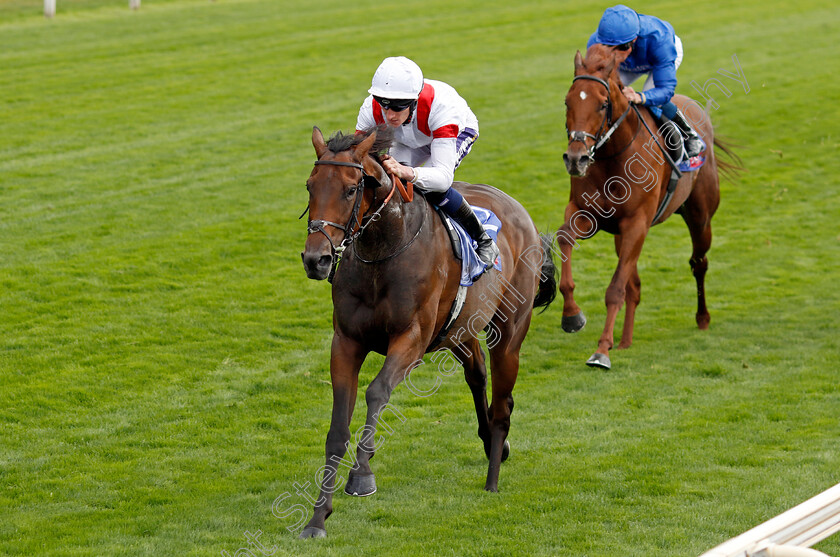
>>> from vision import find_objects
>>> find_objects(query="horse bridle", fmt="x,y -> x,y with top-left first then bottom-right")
566,74 -> 633,159
301,158 -> 419,281
300,160 -> 379,262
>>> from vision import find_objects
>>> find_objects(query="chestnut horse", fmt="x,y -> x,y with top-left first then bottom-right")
298,126 -> 556,538
558,45 -> 741,369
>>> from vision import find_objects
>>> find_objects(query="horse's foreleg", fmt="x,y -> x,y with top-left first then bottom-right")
300,334 -> 366,539
618,265 -> 641,349
590,224 -> 647,369
615,234 -> 641,349
347,328 -> 424,497
557,211 -> 587,333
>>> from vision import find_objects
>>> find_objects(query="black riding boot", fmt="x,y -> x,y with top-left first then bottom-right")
451,198 -> 500,268
670,108 -> 705,158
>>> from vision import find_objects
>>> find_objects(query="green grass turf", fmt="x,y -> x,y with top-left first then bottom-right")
1,0 -> 839,555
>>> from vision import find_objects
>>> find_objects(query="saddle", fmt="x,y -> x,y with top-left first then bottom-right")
434,205 -> 463,261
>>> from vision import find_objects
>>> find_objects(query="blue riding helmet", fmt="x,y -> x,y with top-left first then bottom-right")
593,5 -> 640,46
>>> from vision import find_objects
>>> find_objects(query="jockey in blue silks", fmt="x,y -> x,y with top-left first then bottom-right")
587,5 -> 705,158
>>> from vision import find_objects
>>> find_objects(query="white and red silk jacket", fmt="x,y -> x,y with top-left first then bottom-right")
356,79 -> 479,193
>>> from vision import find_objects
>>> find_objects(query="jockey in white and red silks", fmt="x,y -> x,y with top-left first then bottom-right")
356,56 -> 499,269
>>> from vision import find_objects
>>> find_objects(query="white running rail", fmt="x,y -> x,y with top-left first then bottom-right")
45,0 -> 139,17
700,483 -> 840,557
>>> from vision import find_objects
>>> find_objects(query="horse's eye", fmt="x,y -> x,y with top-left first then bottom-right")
600,101 -> 609,111
346,186 -> 357,197
305,182 -> 311,193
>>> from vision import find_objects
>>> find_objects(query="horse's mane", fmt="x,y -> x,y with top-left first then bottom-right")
326,125 -> 394,161
583,44 -> 612,69
581,44 -> 621,84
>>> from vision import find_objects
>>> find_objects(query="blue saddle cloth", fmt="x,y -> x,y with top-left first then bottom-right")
678,150 -> 707,173
450,207 -> 502,286
674,134 -> 708,173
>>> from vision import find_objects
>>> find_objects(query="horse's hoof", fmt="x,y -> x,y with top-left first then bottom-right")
586,352 -> 611,369
344,473 -> 377,497
298,527 -> 327,539
562,311 -> 586,333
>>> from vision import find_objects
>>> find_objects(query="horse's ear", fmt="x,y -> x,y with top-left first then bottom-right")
361,152 -> 391,189
574,50 -> 584,75
312,126 -> 328,159
354,130 -> 377,160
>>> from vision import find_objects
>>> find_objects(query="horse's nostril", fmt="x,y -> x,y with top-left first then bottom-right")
302,251 -> 332,272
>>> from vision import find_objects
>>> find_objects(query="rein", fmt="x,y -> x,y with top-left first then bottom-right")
629,104 -> 684,225
353,192 -> 425,264
301,159 -> 419,282
630,104 -> 683,176
567,75 -> 633,159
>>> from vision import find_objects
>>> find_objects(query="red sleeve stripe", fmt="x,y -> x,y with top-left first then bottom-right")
415,83 -> 434,137
432,124 -> 459,139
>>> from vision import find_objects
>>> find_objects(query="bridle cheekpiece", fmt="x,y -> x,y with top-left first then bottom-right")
302,160 -> 375,262
301,157 -> 416,282
566,74 -> 632,158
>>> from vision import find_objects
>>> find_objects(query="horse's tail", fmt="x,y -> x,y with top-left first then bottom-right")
713,136 -> 745,182
533,233 -> 557,313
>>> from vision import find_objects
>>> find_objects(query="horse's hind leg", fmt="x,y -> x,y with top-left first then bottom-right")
484,308 -> 532,492
455,340 -> 493,460
681,176 -> 719,330
685,218 -> 712,329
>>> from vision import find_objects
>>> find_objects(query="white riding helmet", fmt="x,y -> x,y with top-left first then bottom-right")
368,56 -> 424,100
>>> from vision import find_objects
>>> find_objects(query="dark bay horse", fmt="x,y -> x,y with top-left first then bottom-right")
298,126 -> 556,538
558,45 -> 741,369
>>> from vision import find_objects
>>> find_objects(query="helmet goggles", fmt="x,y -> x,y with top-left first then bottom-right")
374,96 -> 414,112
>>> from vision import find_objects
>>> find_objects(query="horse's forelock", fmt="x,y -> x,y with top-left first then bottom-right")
324,131 -> 358,154
325,125 -> 394,158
